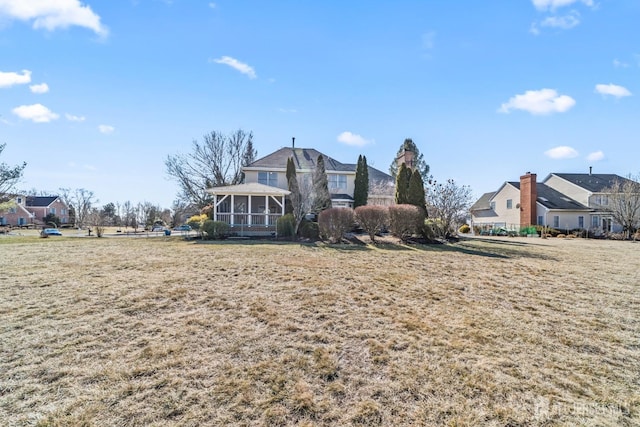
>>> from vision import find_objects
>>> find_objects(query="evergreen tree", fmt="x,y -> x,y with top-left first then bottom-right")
312,155 -> 332,212
407,169 -> 427,214
389,138 -> 430,181
353,155 -> 369,208
395,163 -> 412,205
285,157 -> 298,214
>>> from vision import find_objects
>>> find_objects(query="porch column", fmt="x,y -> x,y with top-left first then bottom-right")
248,195 -> 252,226
231,195 -> 235,226
265,195 -> 269,225
213,194 -> 218,221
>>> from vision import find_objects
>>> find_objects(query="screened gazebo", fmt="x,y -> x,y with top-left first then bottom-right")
207,183 -> 290,237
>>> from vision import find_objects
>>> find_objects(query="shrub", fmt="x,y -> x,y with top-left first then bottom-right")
187,214 -> 208,230
388,204 -> 425,241
520,226 -> 538,236
276,214 -> 295,239
425,218 -> 445,240
458,224 -> 470,234
299,219 -> 320,240
556,234 -> 566,238
355,206 -> 388,243
318,208 -> 354,243
201,220 -> 229,240
43,213 -> 61,228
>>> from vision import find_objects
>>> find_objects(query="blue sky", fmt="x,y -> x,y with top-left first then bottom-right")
1,0 -> 638,208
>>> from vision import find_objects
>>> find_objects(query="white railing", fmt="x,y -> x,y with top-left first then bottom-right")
215,213 -> 280,227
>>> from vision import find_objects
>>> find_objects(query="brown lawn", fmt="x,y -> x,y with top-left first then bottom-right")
1,235 -> 638,426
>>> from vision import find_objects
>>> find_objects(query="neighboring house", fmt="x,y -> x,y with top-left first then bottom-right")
25,196 -> 70,225
206,144 -> 394,236
0,196 -> 35,226
470,172 -> 633,234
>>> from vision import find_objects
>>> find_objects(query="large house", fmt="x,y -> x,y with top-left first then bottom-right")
0,195 -> 69,227
206,144 -> 395,236
470,171 -> 635,235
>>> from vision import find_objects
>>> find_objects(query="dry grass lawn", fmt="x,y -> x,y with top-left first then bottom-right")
1,235 -> 638,426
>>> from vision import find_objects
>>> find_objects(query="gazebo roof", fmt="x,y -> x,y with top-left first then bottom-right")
207,182 -> 291,196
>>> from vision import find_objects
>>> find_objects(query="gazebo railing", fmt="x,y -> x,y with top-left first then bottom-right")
215,213 -> 280,226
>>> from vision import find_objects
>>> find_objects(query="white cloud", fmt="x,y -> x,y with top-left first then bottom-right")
540,13 -> 580,29
613,59 -> 629,68
208,2 -> 216,8
532,0 -> 593,11
98,124 -> 114,134
586,151 -> 604,161
0,0 -> 108,37
529,23 -> 540,35
422,31 -> 436,50
0,69 -> 31,88
65,113 -> 85,122
337,131 -> 372,147
210,56 -> 257,79
595,83 -> 632,98
545,146 -> 579,159
29,82 -> 49,94
499,88 -> 576,115
12,103 -> 59,122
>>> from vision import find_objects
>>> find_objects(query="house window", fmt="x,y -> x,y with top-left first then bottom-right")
594,195 -> 609,206
9,207 -> 16,214
591,216 -> 599,228
61,209 -> 66,216
258,171 -> 278,186
328,174 -> 347,190
49,208 -> 56,215
490,201 -> 496,210
537,215 -> 544,226
506,199 -> 513,209
578,216 -> 584,229
17,197 -> 22,204
553,216 -> 559,228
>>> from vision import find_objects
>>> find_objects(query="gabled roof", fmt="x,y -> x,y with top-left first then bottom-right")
510,182 -> 589,210
246,147 -> 353,172
245,147 -> 394,184
548,173 -> 633,193
26,196 -> 59,207
470,191 -> 496,211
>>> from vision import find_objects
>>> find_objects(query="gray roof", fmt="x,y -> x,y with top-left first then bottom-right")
509,182 -> 589,210
551,173 -> 633,193
246,147 -> 394,184
26,196 -> 59,207
331,193 -> 354,201
207,182 -> 290,196
247,147 -> 352,172
470,192 -> 496,211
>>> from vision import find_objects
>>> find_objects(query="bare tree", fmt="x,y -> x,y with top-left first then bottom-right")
427,179 -> 473,238
59,188 -> 97,228
165,129 -> 257,208
0,143 -> 26,204
289,174 -> 314,236
602,173 -> 640,239
170,199 -> 190,227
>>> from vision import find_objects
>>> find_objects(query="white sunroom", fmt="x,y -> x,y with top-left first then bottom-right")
207,182 -> 291,237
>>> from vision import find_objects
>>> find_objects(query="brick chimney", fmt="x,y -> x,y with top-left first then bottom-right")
520,172 -> 537,227
396,149 -> 415,170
